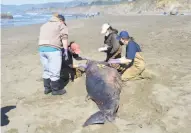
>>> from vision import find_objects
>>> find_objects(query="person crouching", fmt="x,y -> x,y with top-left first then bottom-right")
61,41 -> 87,82
108,31 -> 145,81
98,23 -> 122,62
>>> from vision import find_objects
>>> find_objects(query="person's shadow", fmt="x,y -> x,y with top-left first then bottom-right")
1,105 -> 16,126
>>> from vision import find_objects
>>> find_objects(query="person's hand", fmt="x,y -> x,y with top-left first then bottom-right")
98,46 -> 108,52
62,48 -> 68,60
108,59 -> 121,64
75,64 -> 87,69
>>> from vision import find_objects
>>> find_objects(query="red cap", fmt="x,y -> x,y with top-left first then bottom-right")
70,43 -> 81,54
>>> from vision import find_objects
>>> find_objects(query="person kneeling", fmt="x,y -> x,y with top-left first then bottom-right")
108,31 -> 145,81
61,42 -> 87,82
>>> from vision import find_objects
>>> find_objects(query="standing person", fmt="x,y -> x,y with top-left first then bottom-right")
98,23 -> 122,62
61,41 -> 87,82
108,31 -> 145,81
38,13 -> 69,95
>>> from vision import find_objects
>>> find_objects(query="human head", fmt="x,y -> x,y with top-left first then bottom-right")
117,31 -> 130,45
52,13 -> 65,23
69,41 -> 81,54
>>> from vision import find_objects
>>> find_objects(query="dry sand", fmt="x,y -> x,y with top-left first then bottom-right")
1,15 -> 191,133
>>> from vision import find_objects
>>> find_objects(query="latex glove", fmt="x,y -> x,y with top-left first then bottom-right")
62,48 -> 68,60
74,64 -> 87,69
78,64 -> 87,69
108,59 -> 121,64
98,46 -> 108,52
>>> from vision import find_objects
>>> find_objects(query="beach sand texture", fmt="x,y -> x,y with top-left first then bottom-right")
1,15 -> 191,133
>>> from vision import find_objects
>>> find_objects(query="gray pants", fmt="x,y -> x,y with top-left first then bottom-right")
39,51 -> 62,81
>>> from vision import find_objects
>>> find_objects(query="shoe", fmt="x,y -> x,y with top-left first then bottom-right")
50,80 -> 66,95
52,89 -> 66,95
43,78 -> 52,94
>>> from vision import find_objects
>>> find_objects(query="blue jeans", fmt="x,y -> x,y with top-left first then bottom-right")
39,51 -> 62,81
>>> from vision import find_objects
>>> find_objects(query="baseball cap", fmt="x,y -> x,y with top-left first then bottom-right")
70,42 -> 81,54
116,31 -> 129,40
101,23 -> 110,34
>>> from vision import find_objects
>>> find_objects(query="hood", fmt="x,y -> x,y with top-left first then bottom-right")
111,29 -> 118,34
105,29 -> 118,38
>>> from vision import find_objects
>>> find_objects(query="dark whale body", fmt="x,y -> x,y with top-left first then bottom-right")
83,60 -> 122,127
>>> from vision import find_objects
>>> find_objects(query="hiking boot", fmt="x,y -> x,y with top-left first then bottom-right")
43,78 -> 52,94
52,89 -> 66,95
51,80 -> 66,95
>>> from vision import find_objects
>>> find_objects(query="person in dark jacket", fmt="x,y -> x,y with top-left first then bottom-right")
61,41 -> 87,82
98,23 -> 122,62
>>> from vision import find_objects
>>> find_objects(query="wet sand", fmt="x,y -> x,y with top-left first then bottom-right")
1,15 -> 191,133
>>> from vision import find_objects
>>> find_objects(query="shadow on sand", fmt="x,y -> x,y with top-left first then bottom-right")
1,105 -> 16,126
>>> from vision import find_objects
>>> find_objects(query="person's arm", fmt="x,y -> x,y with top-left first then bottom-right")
110,34 -> 119,53
71,64 -> 87,69
98,35 -> 112,52
62,39 -> 68,50
60,23 -> 69,60
60,24 -> 68,49
104,35 -> 112,49
98,44 -> 110,52
108,56 -> 132,64
118,57 -> 132,64
73,54 -> 83,60
73,54 -> 90,61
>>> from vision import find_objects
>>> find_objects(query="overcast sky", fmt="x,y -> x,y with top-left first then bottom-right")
1,0 -> 72,5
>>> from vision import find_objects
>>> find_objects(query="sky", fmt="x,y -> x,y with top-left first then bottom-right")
1,0 -> 73,5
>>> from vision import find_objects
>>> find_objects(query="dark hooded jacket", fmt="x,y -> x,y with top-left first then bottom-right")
104,29 -> 120,54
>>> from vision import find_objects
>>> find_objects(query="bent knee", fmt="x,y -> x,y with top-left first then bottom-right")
121,68 -> 145,81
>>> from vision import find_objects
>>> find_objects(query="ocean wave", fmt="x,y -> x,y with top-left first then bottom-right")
13,15 -> 23,18
1,14 -> 86,28
25,13 -> 41,16
64,14 -> 73,17
39,14 -> 52,17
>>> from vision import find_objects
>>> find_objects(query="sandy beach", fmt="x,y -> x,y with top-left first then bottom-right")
1,15 -> 191,133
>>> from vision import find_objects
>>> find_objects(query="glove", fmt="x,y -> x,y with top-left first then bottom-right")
78,64 -> 87,69
62,48 -> 68,60
75,64 -> 87,69
98,46 -> 108,52
108,59 -> 121,64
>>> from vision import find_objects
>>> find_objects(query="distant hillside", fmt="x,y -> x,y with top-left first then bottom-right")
125,0 -> 191,11
60,0 -> 191,15
1,0 -> 190,15
1,1 -> 88,14
89,0 -> 120,5
1,0 -> 121,14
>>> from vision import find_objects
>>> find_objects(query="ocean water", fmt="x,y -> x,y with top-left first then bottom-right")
0,13 -> 86,28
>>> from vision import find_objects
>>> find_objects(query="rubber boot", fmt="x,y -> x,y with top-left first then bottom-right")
43,78 -> 52,94
51,80 -> 66,95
